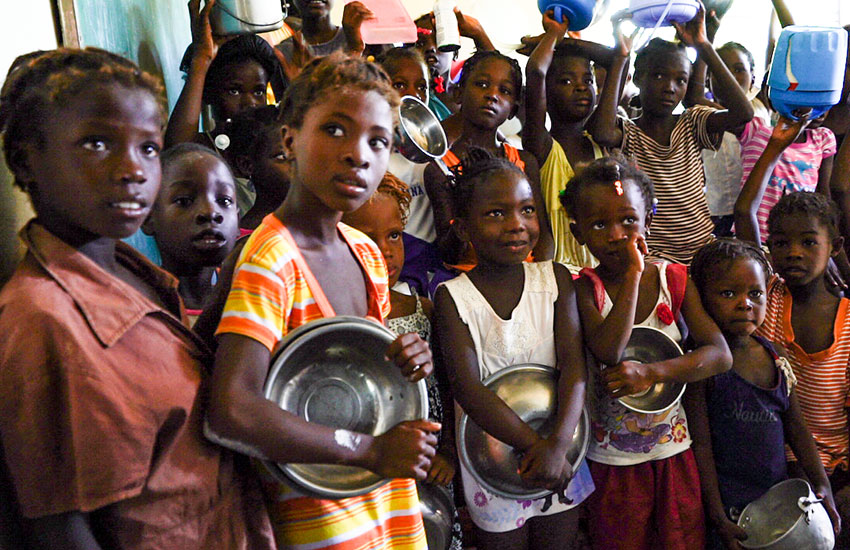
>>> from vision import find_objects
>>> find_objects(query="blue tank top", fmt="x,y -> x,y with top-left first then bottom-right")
707,335 -> 790,514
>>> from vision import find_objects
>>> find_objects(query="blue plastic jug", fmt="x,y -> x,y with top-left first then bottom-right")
768,26 -> 848,120
628,0 -> 699,28
537,0 -> 598,31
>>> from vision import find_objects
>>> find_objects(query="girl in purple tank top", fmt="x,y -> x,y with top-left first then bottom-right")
688,239 -> 840,550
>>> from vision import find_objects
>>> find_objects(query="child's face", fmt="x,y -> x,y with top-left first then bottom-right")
283,89 -> 394,214
21,84 -> 163,242
716,48 -> 753,94
460,170 -> 539,267
251,125 -> 291,201
209,60 -> 269,122
415,23 -> 453,78
294,0 -> 332,20
635,53 -> 690,116
701,258 -> 767,340
547,56 -> 597,122
460,58 -> 518,130
147,152 -> 239,270
767,214 -> 840,288
388,57 -> 429,104
571,179 -> 648,270
342,193 -> 405,287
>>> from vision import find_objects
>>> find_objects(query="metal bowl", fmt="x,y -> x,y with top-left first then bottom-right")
458,364 -> 590,500
615,326 -> 686,414
263,316 -> 429,498
417,483 -> 455,550
395,95 -> 449,164
738,478 -> 835,549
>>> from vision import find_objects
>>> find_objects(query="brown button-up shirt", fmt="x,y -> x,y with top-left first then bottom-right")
0,222 -> 274,549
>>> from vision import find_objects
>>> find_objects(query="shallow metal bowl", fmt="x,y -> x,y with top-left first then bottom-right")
417,483 -> 455,550
458,364 -> 590,500
395,95 -> 449,164
616,326 -> 686,414
263,316 -> 429,498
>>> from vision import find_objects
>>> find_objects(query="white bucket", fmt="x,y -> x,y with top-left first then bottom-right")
211,0 -> 285,35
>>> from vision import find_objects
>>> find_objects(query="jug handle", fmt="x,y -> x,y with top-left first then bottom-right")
797,496 -> 823,525
553,6 -> 563,24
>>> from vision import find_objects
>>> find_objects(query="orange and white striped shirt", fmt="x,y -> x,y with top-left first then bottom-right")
757,276 -> 850,473
217,214 -> 425,550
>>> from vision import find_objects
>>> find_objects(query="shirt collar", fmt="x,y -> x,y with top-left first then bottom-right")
20,221 -> 186,347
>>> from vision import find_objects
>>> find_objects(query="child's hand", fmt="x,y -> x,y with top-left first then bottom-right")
365,419 -> 440,480
814,484 -> 842,536
542,9 -> 570,37
603,360 -> 655,397
625,233 -> 647,275
705,9 -> 721,43
715,517 -> 748,550
672,2 -> 709,48
611,10 -> 635,57
342,1 -> 375,55
518,437 -> 573,490
455,8 -> 486,40
769,114 -> 812,150
188,0 -> 231,65
425,451 -> 456,486
386,332 -> 433,382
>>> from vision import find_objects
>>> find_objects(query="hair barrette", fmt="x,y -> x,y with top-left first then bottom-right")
651,197 -> 658,216
416,27 -> 433,36
613,180 -> 623,196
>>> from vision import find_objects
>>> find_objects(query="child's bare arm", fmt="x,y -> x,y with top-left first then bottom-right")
683,10 -> 723,110
683,382 -> 748,549
520,151 -> 555,261
586,14 -> 630,148
164,0 -> 222,149
770,0 -> 796,28
783,389 -> 842,535
208,333 -> 439,479
734,116 -> 810,244
433,287 -> 540,452
673,6 -> 753,134
519,264 -> 587,488
575,236 -> 646,365
522,11 -> 567,166
25,512 -> 103,550
423,162 -> 457,261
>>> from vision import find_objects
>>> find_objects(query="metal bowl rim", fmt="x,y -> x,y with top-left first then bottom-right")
617,326 -> 687,414
263,316 -> 429,498
398,95 -> 448,159
458,364 -> 591,499
737,478 -> 821,549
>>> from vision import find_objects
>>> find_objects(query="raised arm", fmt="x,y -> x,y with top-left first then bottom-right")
164,0 -> 221,149
683,9 -> 723,109
831,128 -> 850,243
519,264 -> 588,489
673,6 -> 753,134
587,13 -> 631,148
522,10 -> 569,166
434,286 -> 540,452
734,116 -> 810,244
456,8 -> 495,52
770,0 -> 795,28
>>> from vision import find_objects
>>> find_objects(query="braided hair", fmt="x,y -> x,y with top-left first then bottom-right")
559,155 -> 655,221
449,146 -> 526,221
767,191 -> 840,240
373,172 -> 412,226
690,238 -> 772,297
634,38 -> 689,82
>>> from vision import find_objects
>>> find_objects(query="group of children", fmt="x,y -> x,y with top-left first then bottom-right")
1,1 -> 849,549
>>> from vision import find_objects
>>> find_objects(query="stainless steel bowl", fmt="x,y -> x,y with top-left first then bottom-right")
395,95 -> 449,164
263,316 -> 429,498
458,364 -> 590,500
417,483 -> 455,550
738,478 -> 835,549
615,326 -> 686,414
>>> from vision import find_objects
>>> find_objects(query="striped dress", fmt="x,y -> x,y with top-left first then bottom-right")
757,276 -> 850,474
217,214 -> 427,550
621,106 -> 721,265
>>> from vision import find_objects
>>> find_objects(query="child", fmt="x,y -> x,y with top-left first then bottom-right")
213,105 -> 290,230
687,238 -> 840,550
207,53 -> 439,549
165,0 -> 285,149
0,48 -> 273,549
562,156 -> 732,550
142,143 -> 240,324
524,10 -> 615,272
590,5 -> 754,264
434,147 -> 594,550
424,50 -> 554,266
342,172 -> 463,550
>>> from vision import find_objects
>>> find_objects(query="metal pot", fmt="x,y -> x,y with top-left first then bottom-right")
738,478 -> 835,550
210,0 -> 285,35
263,316 -> 429,498
458,364 -> 590,500
417,483 -> 455,550
614,326 -> 686,414
395,96 -> 455,179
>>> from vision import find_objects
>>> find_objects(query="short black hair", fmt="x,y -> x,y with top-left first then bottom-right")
160,142 -> 232,178
449,146 -> 527,221
767,191 -> 840,239
690,238 -> 772,297
634,38 -> 689,81
559,154 -> 655,221
717,42 -> 755,76
377,47 -> 428,78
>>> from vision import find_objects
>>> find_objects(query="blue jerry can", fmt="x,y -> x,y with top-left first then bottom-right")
768,25 -> 848,120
